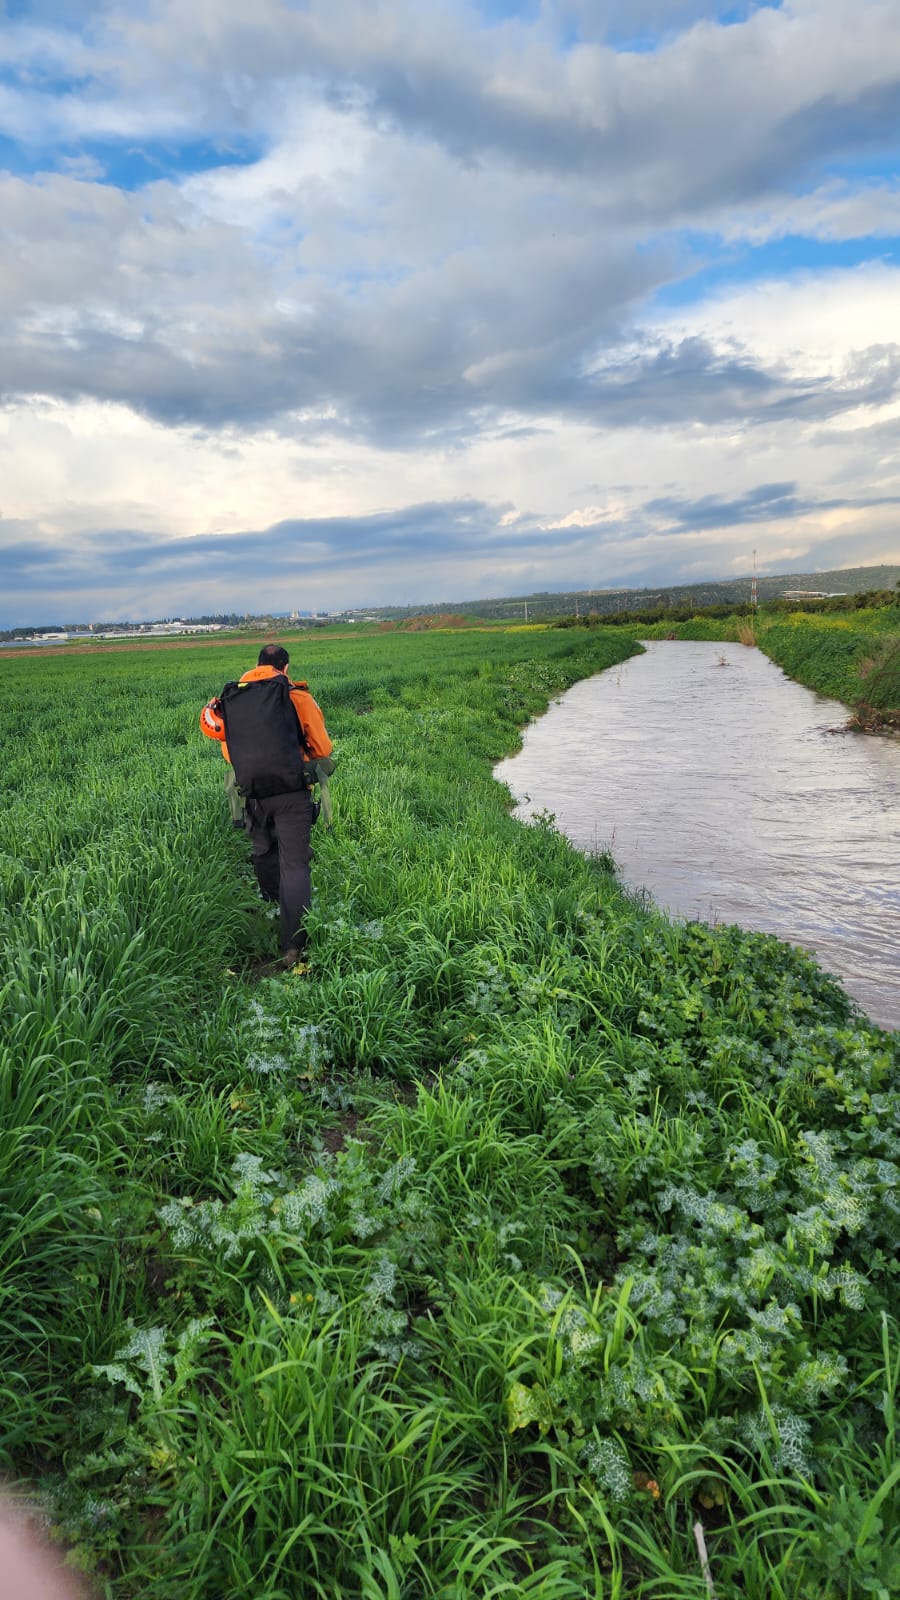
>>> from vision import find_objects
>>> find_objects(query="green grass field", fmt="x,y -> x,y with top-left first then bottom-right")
1,627 -> 898,1597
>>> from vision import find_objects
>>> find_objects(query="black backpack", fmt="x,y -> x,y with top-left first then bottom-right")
218,676 -> 312,799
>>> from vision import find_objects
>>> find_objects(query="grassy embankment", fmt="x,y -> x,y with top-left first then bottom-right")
632,607 -> 900,728
1,627 -> 898,1598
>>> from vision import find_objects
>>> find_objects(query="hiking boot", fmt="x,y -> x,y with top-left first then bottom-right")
278,948 -> 311,975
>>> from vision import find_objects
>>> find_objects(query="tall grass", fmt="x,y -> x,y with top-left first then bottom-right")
1,627 -> 897,1596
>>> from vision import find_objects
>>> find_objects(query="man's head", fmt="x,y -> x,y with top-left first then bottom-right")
258,644 -> 290,672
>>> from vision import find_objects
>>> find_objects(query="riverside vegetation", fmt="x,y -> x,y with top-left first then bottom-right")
1,625 -> 898,1598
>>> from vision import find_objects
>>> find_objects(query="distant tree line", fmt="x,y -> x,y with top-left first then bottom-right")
553,601 -> 757,628
552,582 -> 900,630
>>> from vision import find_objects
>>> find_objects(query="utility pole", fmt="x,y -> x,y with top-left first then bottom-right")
751,548 -> 758,610
524,599 -> 528,622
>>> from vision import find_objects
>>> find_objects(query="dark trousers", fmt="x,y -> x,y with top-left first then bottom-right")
245,788 -> 314,954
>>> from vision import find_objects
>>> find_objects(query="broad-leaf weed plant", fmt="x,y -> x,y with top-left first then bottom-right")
0,626 -> 897,1597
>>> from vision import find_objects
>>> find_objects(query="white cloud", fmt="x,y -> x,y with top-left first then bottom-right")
713,182 -> 900,246
0,0 -> 899,623
653,262 -> 900,377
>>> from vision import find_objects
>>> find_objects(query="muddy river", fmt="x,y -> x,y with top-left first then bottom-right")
495,640 -> 900,1031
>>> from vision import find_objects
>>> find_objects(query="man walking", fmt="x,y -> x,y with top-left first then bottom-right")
201,644 -> 333,969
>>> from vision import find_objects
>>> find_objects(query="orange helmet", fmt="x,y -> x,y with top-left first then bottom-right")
199,699 -> 225,739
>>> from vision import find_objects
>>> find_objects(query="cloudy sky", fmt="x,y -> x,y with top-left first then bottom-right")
1,0 -> 899,624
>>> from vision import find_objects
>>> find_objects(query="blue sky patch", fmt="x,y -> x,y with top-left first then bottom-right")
0,131 -> 265,187
653,232 -> 900,307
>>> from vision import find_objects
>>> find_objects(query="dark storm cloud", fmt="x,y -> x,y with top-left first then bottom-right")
647,481 -> 812,527
567,338 -> 900,431
646,480 -> 900,529
0,530 -> 66,570
776,77 -> 900,176
2,474 -> 896,628
0,496 -> 639,627
8,473 -> 892,613
579,336 -> 779,425
1,501 -> 556,600
4,297 -> 898,443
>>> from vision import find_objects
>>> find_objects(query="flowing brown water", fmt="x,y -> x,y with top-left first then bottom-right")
496,640 -> 900,1031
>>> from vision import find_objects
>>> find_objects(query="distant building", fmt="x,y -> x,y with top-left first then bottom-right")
781,590 -> 846,600
91,621 -> 226,638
